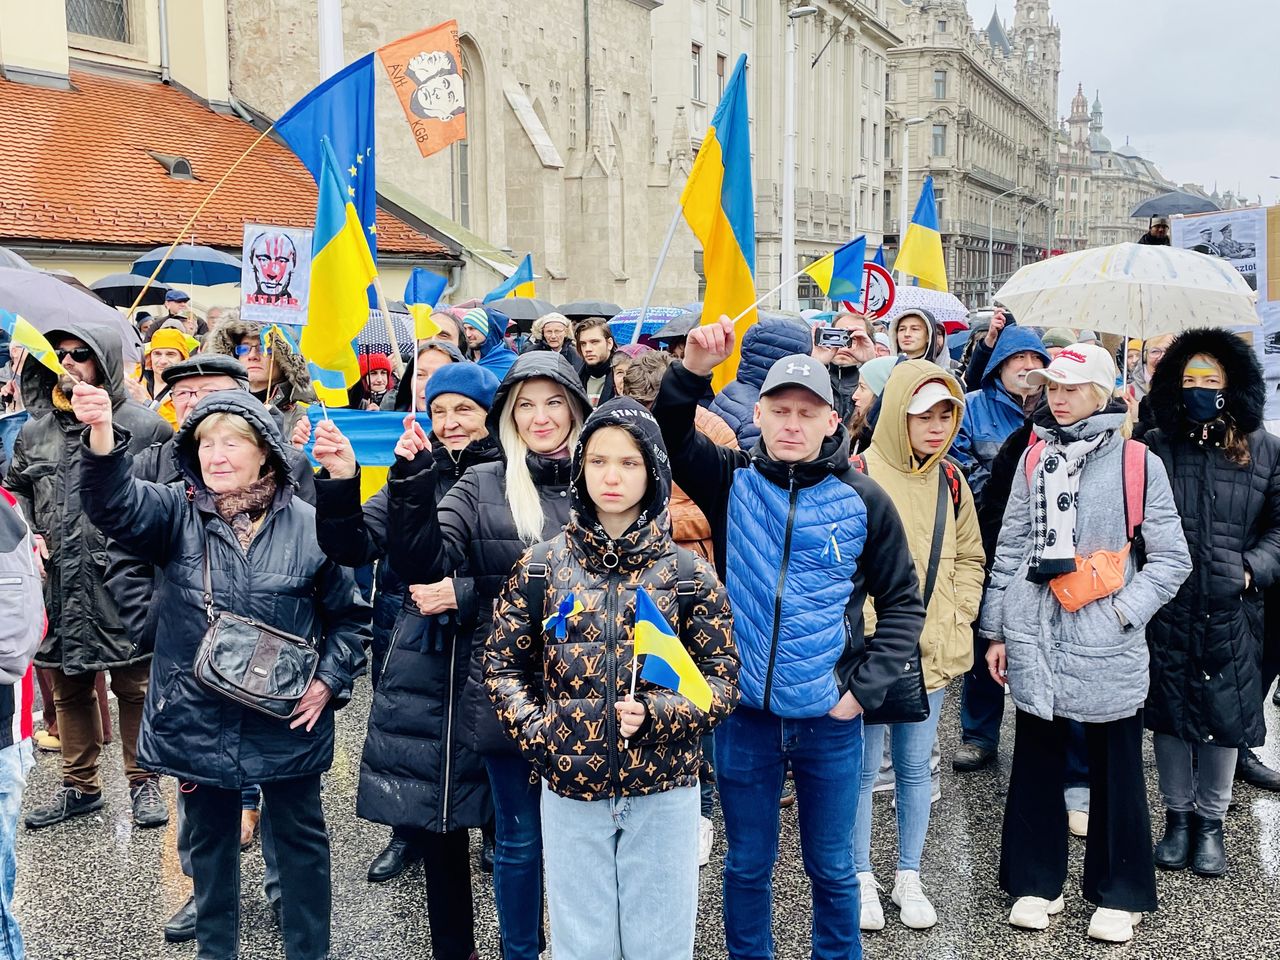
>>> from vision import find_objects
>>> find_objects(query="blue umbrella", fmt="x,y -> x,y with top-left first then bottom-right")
132,244 -> 241,286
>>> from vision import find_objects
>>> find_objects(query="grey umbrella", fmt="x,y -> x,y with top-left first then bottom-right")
1130,190 -> 1221,219
89,273 -> 173,309
0,267 -> 143,365
558,299 -> 622,319
0,248 -> 35,272
652,312 -> 699,341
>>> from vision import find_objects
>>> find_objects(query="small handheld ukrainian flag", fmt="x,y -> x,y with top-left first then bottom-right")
633,588 -> 712,712
405,268 -> 446,339
893,175 -> 948,292
0,310 -> 65,375
483,254 -> 535,303
802,236 -> 867,304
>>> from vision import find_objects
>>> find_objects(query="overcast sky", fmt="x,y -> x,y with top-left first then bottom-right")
968,0 -> 1280,205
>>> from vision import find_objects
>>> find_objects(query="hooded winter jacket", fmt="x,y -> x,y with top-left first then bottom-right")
317,436 -> 501,832
470,307 -> 519,382
204,317 -> 317,440
1144,328 -> 1280,748
953,327 -> 1049,496
979,402 -> 1192,724
386,352 -> 592,756
654,361 -> 925,718
78,391 -> 368,787
4,321 -> 171,675
708,318 -> 813,448
862,362 -> 984,692
888,309 -> 947,365
486,399 -> 738,800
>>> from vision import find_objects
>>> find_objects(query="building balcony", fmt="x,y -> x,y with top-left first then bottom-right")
967,165 -> 1017,193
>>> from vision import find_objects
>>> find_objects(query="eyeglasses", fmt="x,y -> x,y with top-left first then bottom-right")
234,342 -> 271,358
171,385 -> 233,403
1146,348 -> 1166,360
55,347 -> 94,363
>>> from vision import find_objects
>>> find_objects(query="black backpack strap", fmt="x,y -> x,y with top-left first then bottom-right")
921,470 -> 950,608
674,547 -> 698,636
524,542 -> 553,634
941,459 -> 962,518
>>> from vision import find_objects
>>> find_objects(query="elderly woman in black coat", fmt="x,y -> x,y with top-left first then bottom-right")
72,384 -> 368,960
1144,328 -> 1280,878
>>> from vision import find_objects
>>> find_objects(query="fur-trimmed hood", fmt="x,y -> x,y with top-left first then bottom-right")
202,317 -> 315,405
1149,327 -> 1265,435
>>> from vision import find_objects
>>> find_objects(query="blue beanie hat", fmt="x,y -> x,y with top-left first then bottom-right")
425,361 -> 500,411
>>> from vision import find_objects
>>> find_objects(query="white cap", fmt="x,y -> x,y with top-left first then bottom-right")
1025,342 -> 1116,392
906,379 -> 962,415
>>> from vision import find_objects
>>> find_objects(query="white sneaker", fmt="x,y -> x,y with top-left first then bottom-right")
697,816 -> 713,867
1087,907 -> 1143,943
891,870 -> 937,930
858,872 -> 885,931
1008,894 -> 1065,930
1068,810 -> 1089,838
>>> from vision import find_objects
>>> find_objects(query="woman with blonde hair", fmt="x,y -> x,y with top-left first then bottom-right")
386,352 -> 591,960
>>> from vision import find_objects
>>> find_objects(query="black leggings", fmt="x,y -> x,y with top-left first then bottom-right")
398,826 -> 477,960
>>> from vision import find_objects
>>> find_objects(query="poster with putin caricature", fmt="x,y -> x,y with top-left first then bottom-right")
378,20 -> 467,159
240,224 -> 312,325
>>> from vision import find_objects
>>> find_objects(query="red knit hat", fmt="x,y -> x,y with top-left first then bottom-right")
358,353 -> 393,378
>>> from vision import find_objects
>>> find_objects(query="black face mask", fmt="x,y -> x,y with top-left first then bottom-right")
1183,386 -> 1225,423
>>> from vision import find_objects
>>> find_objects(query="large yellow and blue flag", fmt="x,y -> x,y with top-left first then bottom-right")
633,587 -> 713,712
681,53 -> 755,392
893,175 -> 948,292
298,137 -> 379,404
303,407 -> 430,503
405,268 -> 447,339
483,254 -> 535,303
802,236 -> 867,304
0,310 -> 65,375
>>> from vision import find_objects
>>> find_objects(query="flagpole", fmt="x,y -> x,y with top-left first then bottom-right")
371,276 -> 406,379
728,264 -> 813,325
632,206 -> 683,345
624,649 -> 640,750
123,124 -> 277,318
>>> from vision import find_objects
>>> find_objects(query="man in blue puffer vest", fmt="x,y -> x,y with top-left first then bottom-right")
951,326 -> 1049,498
709,316 -> 814,448
654,317 -> 925,960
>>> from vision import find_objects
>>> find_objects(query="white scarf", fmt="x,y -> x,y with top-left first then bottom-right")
1027,419 -> 1111,582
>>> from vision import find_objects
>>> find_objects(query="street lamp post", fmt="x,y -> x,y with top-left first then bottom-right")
987,185 -> 1022,302
897,116 -> 926,284
781,6 -> 819,312
850,171 -> 867,238
1017,198 -> 1050,270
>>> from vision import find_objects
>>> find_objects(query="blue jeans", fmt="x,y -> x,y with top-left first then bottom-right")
0,741 -> 33,960
484,754 -> 544,960
541,784 -> 700,960
716,705 -> 864,960
854,689 -> 946,874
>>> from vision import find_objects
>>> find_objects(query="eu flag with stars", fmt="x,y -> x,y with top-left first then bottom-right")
277,55 -> 379,263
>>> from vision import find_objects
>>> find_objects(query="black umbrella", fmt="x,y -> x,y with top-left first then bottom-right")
652,312 -> 698,341
90,273 -> 173,308
558,299 -> 622,319
491,297 -> 556,325
1130,190 -> 1221,219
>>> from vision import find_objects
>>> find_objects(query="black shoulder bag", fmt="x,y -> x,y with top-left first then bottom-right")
193,547 -> 320,720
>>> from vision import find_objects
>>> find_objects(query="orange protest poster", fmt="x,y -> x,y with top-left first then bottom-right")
377,20 -> 466,159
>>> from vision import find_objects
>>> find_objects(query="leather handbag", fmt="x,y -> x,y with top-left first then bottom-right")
193,548 -> 319,720
852,467 -> 950,726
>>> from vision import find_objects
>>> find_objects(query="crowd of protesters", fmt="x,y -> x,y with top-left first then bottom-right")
0,291 -> 1278,960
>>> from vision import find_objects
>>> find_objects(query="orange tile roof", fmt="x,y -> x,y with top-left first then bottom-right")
0,69 -> 451,258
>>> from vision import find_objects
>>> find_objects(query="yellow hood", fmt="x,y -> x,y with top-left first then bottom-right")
869,359 -> 965,475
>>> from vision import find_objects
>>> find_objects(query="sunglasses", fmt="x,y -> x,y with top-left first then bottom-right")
55,347 -> 94,363
233,342 -> 272,358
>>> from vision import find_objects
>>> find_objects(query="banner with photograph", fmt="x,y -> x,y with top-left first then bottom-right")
1174,205 -> 1280,419
378,20 -> 466,159
240,223 -> 313,325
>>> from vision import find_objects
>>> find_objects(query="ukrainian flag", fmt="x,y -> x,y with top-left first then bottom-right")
681,53 -> 755,392
802,236 -> 867,303
299,137 -> 379,405
893,175 -> 948,292
483,254 -> 535,303
303,407 -> 431,503
0,310 -> 65,375
405,268 -> 447,339
633,588 -> 713,712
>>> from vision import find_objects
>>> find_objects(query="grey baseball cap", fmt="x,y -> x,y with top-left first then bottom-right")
759,353 -> 834,406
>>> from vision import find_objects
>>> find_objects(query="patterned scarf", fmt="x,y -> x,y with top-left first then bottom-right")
212,474 -> 278,550
1026,417 -> 1112,583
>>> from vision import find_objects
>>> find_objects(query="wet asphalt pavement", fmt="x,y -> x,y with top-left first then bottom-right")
14,685 -> 1280,959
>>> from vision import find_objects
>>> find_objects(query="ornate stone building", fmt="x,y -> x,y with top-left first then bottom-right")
1054,84 -> 1175,252
885,0 -> 1059,305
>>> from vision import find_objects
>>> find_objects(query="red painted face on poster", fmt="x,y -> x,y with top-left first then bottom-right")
248,232 -> 298,306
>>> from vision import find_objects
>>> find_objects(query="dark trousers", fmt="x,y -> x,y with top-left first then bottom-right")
960,630 -> 1005,750
396,827 -> 476,960
184,774 -> 329,960
1000,710 -> 1156,913
51,663 -> 147,791
1262,585 -> 1280,712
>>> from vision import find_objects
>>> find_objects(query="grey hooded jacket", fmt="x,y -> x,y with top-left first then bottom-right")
979,412 -> 1192,723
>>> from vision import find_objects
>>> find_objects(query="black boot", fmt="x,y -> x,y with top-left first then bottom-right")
1191,815 -> 1227,877
162,895 -> 198,943
1236,750 -> 1280,791
1153,810 -> 1191,870
367,833 -> 423,883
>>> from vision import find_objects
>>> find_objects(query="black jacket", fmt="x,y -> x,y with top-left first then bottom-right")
522,337 -> 584,374
386,352 -> 593,756
4,321 -> 171,675
316,436 -> 501,832
80,392 -> 368,788
652,360 -> 925,715
828,363 -> 860,424
1144,328 -> 1280,747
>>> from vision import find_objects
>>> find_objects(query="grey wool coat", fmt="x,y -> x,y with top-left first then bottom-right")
979,415 -> 1192,724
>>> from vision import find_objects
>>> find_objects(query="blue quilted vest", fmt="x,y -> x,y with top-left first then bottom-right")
725,466 -> 867,717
